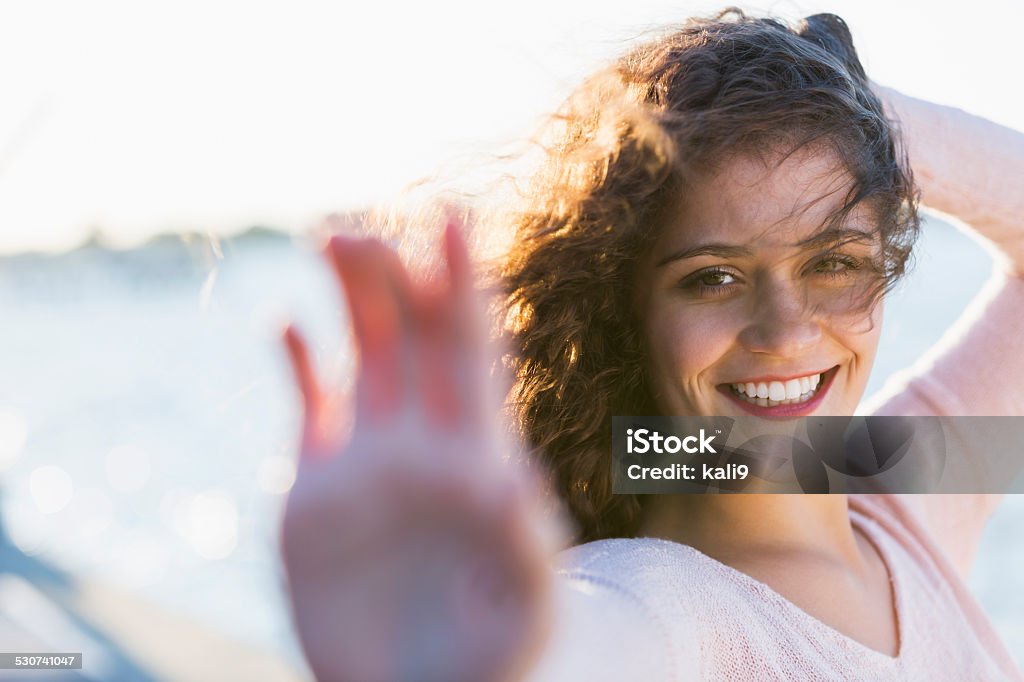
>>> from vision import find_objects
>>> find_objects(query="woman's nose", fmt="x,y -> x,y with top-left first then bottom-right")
737,287 -> 822,356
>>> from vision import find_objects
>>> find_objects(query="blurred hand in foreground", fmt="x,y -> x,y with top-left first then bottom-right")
280,223 -> 557,682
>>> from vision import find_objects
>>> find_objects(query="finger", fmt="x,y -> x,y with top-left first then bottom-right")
402,219 -> 487,430
282,324 -> 326,458
415,289 -> 463,428
438,219 -> 495,425
360,239 -> 423,409
361,239 -> 419,320
325,237 -> 409,419
283,323 -> 321,418
442,217 -> 486,347
443,215 -> 474,304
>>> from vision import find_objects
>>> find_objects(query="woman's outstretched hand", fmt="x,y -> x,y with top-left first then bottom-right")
280,223 -> 558,682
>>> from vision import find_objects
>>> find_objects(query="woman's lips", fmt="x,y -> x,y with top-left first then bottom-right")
716,365 -> 840,419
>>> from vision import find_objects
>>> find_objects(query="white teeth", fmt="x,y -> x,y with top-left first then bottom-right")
784,379 -> 801,400
728,372 -> 826,408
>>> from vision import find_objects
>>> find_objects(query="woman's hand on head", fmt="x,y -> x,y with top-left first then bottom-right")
280,222 -> 559,682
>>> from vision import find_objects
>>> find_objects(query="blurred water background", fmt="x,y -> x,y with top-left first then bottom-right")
0,210 -> 1020,672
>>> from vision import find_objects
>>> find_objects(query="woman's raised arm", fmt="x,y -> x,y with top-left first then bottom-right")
863,86 -> 1024,578
875,85 -> 1024,275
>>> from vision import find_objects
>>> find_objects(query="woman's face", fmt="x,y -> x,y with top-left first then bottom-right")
634,147 -> 884,418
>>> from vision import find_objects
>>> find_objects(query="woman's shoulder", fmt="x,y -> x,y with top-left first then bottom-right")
553,536 -> 760,632
556,536 -> 723,592
555,538 -> 701,634
528,538 -> 703,680
543,538 -> 722,680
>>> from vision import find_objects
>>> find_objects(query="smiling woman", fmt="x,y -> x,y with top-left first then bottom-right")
278,8 -> 1024,681
499,10 -> 914,543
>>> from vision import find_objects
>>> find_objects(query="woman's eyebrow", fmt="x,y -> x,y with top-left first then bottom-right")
656,228 -> 876,268
795,227 -> 877,250
656,243 -> 752,267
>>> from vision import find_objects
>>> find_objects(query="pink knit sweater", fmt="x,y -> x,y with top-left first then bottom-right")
530,91 -> 1024,680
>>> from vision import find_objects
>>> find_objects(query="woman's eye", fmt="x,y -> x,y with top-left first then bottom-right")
699,271 -> 734,286
813,255 -> 861,278
680,268 -> 739,297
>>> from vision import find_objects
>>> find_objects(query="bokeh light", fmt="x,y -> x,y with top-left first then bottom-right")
0,409 -> 28,472
257,455 -> 296,496
29,465 -> 73,514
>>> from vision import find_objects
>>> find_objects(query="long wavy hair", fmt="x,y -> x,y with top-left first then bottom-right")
496,9 -> 920,543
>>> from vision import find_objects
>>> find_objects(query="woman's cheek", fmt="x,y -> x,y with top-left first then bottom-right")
644,307 -> 737,411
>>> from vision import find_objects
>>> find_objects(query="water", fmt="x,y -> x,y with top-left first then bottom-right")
0,215 -> 1020,669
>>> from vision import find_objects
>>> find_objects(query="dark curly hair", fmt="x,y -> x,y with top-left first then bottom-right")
496,9 -> 920,543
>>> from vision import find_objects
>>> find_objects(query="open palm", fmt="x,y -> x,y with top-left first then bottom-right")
280,224 -> 557,682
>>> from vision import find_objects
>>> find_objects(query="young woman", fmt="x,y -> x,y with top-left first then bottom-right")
280,10 -> 1024,681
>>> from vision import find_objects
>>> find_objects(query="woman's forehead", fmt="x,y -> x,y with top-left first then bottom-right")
659,147 -> 873,250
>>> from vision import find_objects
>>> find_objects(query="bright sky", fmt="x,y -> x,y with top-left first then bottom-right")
1,0 -> 1021,253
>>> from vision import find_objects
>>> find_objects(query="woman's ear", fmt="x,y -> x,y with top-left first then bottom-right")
798,14 -> 868,83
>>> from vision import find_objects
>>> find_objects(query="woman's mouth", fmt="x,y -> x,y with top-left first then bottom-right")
717,366 -> 840,417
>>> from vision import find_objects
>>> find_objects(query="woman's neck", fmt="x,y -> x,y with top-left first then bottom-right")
638,494 -> 864,566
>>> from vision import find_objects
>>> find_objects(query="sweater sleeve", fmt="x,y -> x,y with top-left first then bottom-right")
858,86 -> 1024,579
